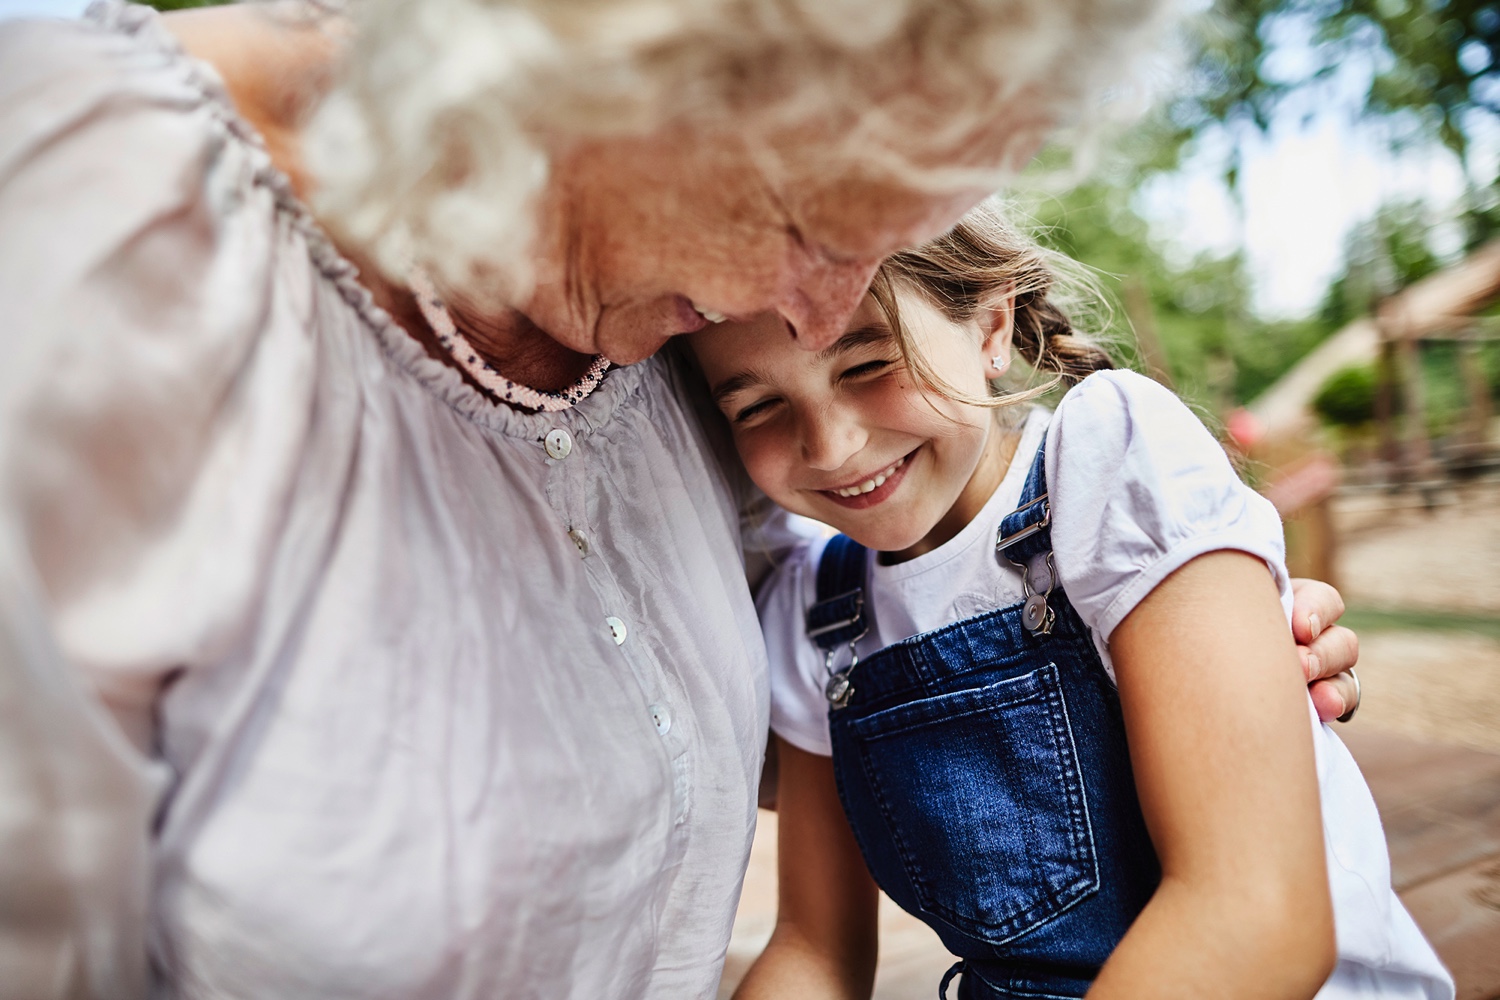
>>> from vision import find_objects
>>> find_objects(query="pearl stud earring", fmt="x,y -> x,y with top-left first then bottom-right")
990,355 -> 1010,375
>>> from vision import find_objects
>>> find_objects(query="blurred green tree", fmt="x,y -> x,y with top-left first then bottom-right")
1186,0 -> 1498,159
1183,0 -> 1500,246
1312,362 -> 1379,425
1027,176 -> 1340,411
1320,200 -> 1445,328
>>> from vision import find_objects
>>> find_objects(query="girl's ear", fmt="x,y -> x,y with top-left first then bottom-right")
979,287 -> 1017,379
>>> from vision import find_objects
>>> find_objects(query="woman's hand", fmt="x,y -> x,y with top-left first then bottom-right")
1289,578 -> 1361,722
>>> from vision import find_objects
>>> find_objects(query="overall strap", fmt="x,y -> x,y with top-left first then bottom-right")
807,534 -> 870,708
995,442 -> 1050,563
995,442 -> 1058,637
806,534 -> 869,652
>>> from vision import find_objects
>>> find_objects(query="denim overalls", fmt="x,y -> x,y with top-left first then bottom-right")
806,444 -> 1161,999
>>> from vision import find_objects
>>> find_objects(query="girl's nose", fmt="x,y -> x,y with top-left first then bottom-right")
777,255 -> 882,352
800,402 -> 867,473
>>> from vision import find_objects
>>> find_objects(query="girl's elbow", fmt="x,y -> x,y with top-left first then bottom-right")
1255,875 -> 1338,992
1303,897 -> 1339,989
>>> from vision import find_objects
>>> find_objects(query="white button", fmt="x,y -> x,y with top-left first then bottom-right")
649,703 -> 672,736
605,616 -> 628,645
544,428 -> 573,460
567,528 -> 590,557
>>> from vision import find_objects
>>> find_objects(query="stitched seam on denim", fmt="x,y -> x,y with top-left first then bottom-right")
963,965 -> 1082,1000
849,719 -> 939,914
830,722 -> 896,917
1044,673 -> 1095,875
850,678 -> 1049,741
849,663 -> 1096,943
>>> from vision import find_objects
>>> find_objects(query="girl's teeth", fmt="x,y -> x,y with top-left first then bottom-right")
833,456 -> 906,497
694,304 -> 727,323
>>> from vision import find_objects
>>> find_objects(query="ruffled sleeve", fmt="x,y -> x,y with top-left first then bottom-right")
1046,370 -> 1290,643
0,6 -> 318,993
0,4 -> 320,738
757,534 -> 839,756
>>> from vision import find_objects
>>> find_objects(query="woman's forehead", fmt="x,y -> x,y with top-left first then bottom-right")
786,177 -> 985,263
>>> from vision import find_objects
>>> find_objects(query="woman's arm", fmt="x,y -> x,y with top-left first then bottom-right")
734,737 -> 880,1000
1089,551 -> 1337,999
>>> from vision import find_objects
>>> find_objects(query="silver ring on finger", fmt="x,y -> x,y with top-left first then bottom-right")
1335,668 -> 1361,724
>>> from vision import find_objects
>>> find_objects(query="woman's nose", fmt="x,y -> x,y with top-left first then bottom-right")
777,255 -> 882,351
800,403 -> 867,472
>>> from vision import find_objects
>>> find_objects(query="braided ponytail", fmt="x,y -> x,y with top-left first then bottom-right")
1009,289 -> 1116,387
871,198 -> 1116,409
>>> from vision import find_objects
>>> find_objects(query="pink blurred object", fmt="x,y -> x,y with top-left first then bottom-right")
1263,452 -> 1342,517
1225,407 -> 1264,450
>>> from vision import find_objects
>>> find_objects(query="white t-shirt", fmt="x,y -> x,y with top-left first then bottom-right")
758,370 -> 1452,998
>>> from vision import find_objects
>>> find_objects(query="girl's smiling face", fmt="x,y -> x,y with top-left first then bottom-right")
691,287 -> 1018,561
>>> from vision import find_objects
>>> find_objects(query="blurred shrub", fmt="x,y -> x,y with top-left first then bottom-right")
1313,364 -> 1378,426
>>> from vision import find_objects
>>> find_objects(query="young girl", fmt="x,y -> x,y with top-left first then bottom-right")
688,202 -> 1452,1000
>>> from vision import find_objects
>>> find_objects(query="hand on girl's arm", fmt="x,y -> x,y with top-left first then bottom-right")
733,738 -> 880,1000
1090,552 -> 1337,999
1288,577 -> 1361,722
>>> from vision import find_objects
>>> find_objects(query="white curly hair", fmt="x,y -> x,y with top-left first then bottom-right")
306,0 -> 1179,301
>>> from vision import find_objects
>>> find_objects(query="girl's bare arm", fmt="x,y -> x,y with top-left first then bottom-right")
733,738 -> 880,1000
1088,550 -> 1337,999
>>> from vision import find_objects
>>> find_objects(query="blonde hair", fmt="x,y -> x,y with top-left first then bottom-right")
305,0 -> 1181,301
869,198 -> 1116,408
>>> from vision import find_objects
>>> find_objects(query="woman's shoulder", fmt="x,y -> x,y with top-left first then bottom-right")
1,3 -> 210,124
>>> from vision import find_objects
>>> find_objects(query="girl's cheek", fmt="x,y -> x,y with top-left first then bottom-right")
734,431 -> 795,501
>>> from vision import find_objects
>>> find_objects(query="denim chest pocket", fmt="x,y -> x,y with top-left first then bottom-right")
845,662 -> 1098,944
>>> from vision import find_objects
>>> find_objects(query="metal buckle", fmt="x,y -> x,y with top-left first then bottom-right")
806,589 -> 866,640
995,494 -> 1051,553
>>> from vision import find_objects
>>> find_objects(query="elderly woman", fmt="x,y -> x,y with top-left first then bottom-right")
0,1 -> 1361,997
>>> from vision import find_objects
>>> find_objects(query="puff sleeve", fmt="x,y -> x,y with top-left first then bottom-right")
1046,370 -> 1291,643
0,8 -> 316,994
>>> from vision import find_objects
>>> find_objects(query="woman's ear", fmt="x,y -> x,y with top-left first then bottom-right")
979,288 -> 1017,379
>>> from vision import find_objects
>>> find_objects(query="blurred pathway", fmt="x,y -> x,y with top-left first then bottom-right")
1341,728 -> 1500,1000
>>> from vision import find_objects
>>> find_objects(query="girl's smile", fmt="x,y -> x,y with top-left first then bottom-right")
815,448 -> 916,508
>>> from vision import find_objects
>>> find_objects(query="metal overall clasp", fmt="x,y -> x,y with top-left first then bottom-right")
823,643 -> 860,708
996,493 -> 1056,638
1019,552 -> 1058,637
806,588 -> 867,709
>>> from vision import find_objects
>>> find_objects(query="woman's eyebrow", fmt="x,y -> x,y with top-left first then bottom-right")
815,324 -> 891,362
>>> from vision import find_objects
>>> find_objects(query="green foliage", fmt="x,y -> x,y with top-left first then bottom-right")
1189,0 -> 1500,167
1320,201 -> 1445,327
1024,178 -> 1342,412
138,0 -> 221,9
1170,0 -> 1500,268
1312,362 -> 1379,424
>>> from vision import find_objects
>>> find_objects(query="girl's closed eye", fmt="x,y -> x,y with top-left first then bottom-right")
838,359 -> 893,381
731,395 -> 782,425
